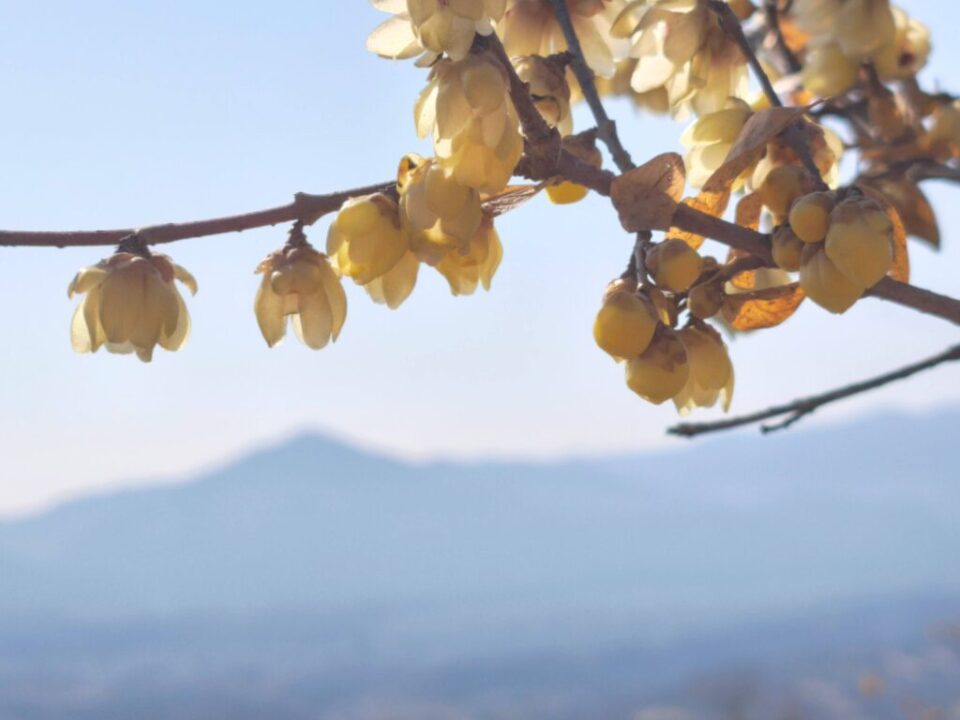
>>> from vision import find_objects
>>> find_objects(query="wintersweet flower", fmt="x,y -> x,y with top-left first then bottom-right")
254,243 -> 346,350
397,154 -> 483,265
415,51 -> 523,193
364,250 -> 421,309
674,324 -> 734,414
500,0 -> 626,79
680,98 -> 752,189
68,251 -> 195,363
434,215 -> 503,296
513,55 -> 573,136
792,0 -> 895,60
327,193 -> 407,285
367,0 -> 507,64
616,0 -> 748,118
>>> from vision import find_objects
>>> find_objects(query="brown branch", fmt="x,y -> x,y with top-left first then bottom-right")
669,343 -> 960,438
763,0 -> 802,74
0,182 -> 394,248
547,0 -> 635,173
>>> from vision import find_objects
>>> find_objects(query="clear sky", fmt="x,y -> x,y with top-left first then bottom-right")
0,1 -> 957,516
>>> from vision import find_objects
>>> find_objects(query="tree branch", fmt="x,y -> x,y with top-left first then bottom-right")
547,0 -> 635,173
669,343 -> 960,438
0,182 -> 394,249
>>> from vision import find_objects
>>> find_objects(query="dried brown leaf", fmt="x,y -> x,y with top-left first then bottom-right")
722,283 -> 806,331
481,184 -> 544,217
611,152 -> 686,232
702,107 -> 808,198
860,177 -> 940,248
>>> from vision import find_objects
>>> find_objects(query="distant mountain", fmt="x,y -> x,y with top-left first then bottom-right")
1,408 -> 959,719
1,408 -> 958,641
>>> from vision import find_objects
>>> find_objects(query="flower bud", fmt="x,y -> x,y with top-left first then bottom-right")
824,196 -> 894,288
789,191 -> 835,244
758,165 -> 814,220
624,330 -> 690,405
771,225 -> 805,272
799,244 -> 865,314
593,280 -> 659,360
647,239 -> 703,294
687,280 -> 724,319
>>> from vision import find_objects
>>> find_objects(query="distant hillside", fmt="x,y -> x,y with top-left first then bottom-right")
1,408 -> 957,647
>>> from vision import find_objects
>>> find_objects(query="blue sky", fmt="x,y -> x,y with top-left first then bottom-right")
0,1 -> 958,515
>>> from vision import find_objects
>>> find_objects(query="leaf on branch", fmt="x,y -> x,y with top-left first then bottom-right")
481,183 -> 544,217
859,184 -> 910,283
667,107 -> 804,248
701,107 -> 809,200
860,177 -> 940,248
610,152 -> 685,232
722,283 -> 806,331
735,192 -> 764,231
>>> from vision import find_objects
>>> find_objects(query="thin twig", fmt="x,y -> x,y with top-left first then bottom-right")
669,343 -> 960,438
763,0 -> 802,74
548,0 -> 635,173
0,183 -> 395,248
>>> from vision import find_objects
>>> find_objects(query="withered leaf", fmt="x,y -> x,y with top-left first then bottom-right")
481,183 -> 544,217
701,106 -> 808,199
722,283 -> 806,331
860,177 -> 940,248
611,152 -> 686,232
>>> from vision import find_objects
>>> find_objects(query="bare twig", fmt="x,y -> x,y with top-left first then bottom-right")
0,182 -> 395,248
763,0 -> 802,74
548,0 -> 635,173
669,343 -> 960,437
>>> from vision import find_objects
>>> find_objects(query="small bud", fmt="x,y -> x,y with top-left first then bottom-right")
687,280 -> 724,319
799,244 -> 865,314
789,191 -> 835,244
624,330 -> 690,405
772,225 -> 805,272
824,196 -> 894,288
647,239 -> 703,294
594,280 -> 660,360
758,165 -> 815,221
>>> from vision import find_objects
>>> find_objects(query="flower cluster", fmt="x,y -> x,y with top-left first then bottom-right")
60,0 -> 952,429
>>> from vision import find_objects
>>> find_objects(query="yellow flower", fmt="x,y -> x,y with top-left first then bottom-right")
513,55 -> 573,136
397,153 -> 483,265
435,216 -> 504,296
367,0 -> 506,64
792,0 -> 895,60
327,193 -> 407,285
415,51 -> 523,193
254,244 -> 346,349
616,0 -> 748,118
873,7 -> 930,81
624,329 -> 690,405
680,98 -> 752,188
364,250 -> 421,309
500,0 -> 626,79
68,251 -> 195,363
801,42 -> 861,98
674,324 -> 734,414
